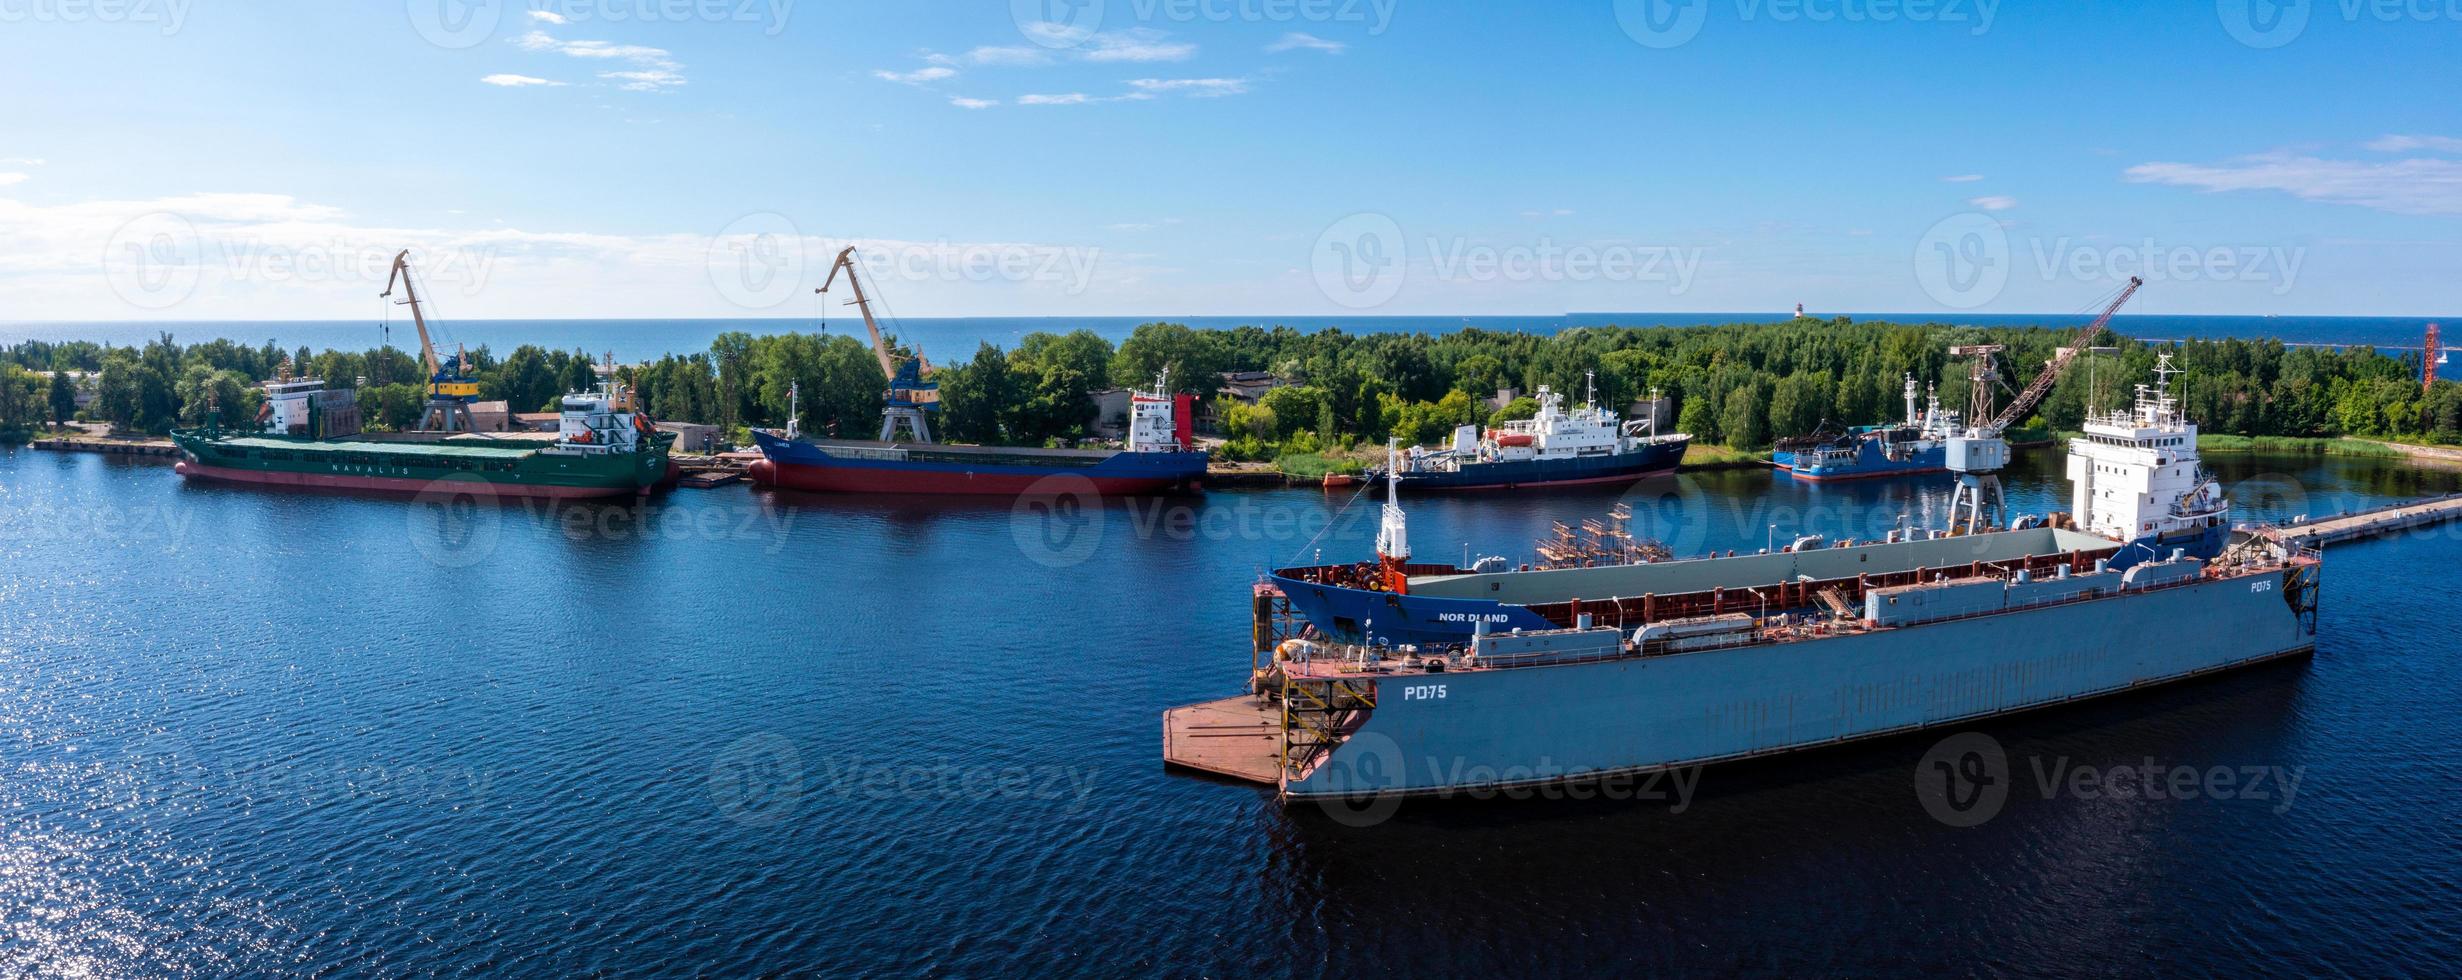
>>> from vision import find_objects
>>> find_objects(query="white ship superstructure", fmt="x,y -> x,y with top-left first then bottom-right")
2064,352 -> 2228,559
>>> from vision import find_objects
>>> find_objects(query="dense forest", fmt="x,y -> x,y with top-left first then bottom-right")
7,319 -> 2457,455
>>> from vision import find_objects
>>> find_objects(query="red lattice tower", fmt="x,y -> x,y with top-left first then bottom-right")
2429,322 -> 2442,393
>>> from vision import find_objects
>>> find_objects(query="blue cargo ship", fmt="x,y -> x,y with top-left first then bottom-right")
1375,377 -> 1690,491
1164,356 -> 2299,801
1772,374 -> 1957,482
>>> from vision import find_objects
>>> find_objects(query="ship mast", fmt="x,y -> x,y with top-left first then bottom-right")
1375,438 -> 1412,594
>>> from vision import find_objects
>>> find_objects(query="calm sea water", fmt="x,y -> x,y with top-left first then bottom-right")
3,446 -> 2459,974
2,313 -> 2450,364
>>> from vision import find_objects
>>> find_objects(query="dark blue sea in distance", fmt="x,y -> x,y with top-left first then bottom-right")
3,312 -> 2451,363
3,442 -> 2459,974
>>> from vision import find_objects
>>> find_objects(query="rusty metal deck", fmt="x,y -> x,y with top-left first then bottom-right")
1161,695 -> 1282,786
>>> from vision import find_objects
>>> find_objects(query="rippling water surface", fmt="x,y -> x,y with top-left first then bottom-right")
1,446 -> 2457,975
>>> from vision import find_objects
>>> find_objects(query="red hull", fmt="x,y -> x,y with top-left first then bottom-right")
175,460 -> 644,499
747,460 -> 1190,496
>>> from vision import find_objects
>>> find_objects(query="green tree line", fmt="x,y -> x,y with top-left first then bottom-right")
10,320 -> 2456,451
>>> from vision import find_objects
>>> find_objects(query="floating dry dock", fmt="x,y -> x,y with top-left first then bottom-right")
1167,532 -> 2321,800
1167,356 -> 2330,802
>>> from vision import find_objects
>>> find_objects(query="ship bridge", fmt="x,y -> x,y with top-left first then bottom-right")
2064,353 -> 2226,543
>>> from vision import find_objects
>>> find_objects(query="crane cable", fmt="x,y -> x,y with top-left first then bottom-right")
1287,476 -> 1378,567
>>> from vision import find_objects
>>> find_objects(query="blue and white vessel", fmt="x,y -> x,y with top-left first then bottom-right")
1373,376 -> 1689,491
1772,375 -> 1958,482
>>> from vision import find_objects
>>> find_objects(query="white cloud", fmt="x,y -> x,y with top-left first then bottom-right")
950,97 -> 998,110
2125,147 -> 2462,217
603,69 -> 685,92
1107,222 -> 1154,231
513,30 -> 685,90
526,10 -> 568,24
0,190 -> 1126,317
1017,93 -> 1092,105
1940,174 -> 1984,182
1967,195 -> 2018,211
0,173 -> 28,186
874,66 -> 958,85
0,157 -> 43,166
1129,77 -> 1249,97
2365,134 -> 2462,154
1266,32 -> 1346,54
481,74 -> 564,87
966,45 -> 1051,66
1076,28 -> 1196,63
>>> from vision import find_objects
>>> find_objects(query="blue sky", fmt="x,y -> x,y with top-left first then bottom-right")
2,0 -> 2456,319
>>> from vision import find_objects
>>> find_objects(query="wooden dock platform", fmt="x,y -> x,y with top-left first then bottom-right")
1161,695 -> 1282,786
2277,493 -> 2462,547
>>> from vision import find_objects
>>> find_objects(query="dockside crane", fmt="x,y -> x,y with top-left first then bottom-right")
819,245 -> 939,443
1944,275 -> 2144,534
381,249 -> 481,433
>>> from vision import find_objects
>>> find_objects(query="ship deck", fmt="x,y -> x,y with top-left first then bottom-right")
1270,546 -> 2316,680
200,435 -> 539,459
1159,695 -> 1282,786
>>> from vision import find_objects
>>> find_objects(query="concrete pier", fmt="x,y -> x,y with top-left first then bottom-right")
2276,493 -> 2462,547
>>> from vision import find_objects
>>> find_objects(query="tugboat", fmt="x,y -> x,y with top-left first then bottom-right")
1372,374 -> 1689,491
1770,374 -> 1958,482
747,246 -> 1208,495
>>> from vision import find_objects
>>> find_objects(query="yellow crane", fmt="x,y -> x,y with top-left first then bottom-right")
381,249 -> 480,401
819,246 -> 939,442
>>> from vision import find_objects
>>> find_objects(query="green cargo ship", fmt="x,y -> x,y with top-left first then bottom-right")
172,379 -> 675,499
